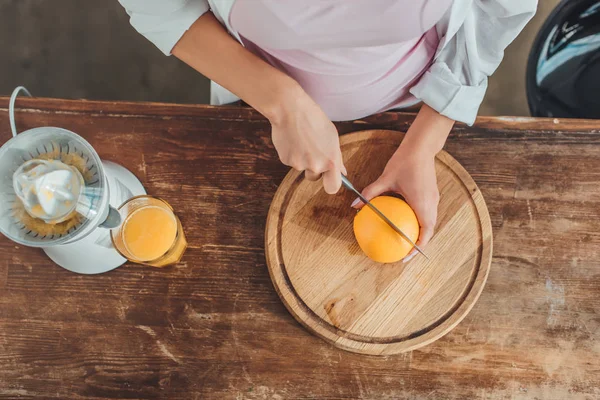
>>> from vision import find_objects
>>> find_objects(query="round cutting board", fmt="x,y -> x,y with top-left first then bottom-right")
265,130 -> 493,355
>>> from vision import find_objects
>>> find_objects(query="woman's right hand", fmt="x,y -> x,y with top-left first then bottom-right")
171,14 -> 345,193
269,90 -> 347,194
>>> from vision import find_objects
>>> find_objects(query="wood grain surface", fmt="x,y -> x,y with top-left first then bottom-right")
0,97 -> 600,399
266,130 -> 493,355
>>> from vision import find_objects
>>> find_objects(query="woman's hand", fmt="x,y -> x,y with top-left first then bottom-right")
270,89 -> 347,194
352,104 -> 454,261
172,13 -> 345,193
352,145 -> 439,261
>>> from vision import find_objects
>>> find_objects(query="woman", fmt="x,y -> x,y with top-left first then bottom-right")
118,0 -> 536,260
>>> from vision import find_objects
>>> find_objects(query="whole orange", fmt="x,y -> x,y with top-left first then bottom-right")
353,196 -> 420,263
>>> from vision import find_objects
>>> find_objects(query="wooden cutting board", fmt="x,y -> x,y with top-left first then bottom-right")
265,130 -> 492,355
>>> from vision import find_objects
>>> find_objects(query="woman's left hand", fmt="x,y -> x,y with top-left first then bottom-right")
351,143 -> 440,262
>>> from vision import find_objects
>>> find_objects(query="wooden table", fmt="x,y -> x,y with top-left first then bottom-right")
1,97 -> 599,400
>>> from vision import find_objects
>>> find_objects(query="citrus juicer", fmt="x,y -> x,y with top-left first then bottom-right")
0,87 -> 146,274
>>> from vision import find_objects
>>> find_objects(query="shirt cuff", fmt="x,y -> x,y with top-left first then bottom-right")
127,0 -> 210,56
410,62 -> 488,126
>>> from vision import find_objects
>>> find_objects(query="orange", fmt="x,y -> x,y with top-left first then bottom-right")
353,196 -> 420,263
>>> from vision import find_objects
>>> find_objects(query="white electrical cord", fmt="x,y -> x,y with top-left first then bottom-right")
9,86 -> 32,138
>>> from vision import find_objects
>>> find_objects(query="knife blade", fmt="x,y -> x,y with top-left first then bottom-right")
341,175 -> 429,260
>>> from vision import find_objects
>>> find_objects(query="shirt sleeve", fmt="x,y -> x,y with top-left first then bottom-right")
410,0 -> 537,125
118,0 -> 210,56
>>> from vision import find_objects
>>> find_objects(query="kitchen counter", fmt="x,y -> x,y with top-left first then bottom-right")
1,97 -> 599,399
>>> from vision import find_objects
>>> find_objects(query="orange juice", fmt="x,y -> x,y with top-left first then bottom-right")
111,196 -> 187,267
122,206 -> 177,261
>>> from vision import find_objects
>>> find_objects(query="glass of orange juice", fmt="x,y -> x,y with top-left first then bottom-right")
110,195 -> 187,267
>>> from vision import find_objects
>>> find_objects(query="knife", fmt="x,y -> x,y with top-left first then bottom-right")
341,174 -> 429,260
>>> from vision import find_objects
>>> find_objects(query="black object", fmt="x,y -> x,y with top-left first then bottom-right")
526,0 -> 600,118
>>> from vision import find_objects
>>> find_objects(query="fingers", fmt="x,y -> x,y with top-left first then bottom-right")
351,177 -> 390,209
340,158 -> 347,176
402,224 -> 434,263
302,161 -> 343,193
322,169 -> 342,194
322,148 -> 346,194
305,170 -> 321,181
302,151 -> 346,194
417,221 -> 435,249
403,249 -> 418,263
403,197 -> 438,263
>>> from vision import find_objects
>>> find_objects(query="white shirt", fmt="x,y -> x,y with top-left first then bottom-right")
118,0 -> 537,125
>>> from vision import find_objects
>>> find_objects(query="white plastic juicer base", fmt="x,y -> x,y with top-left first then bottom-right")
43,161 -> 146,274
